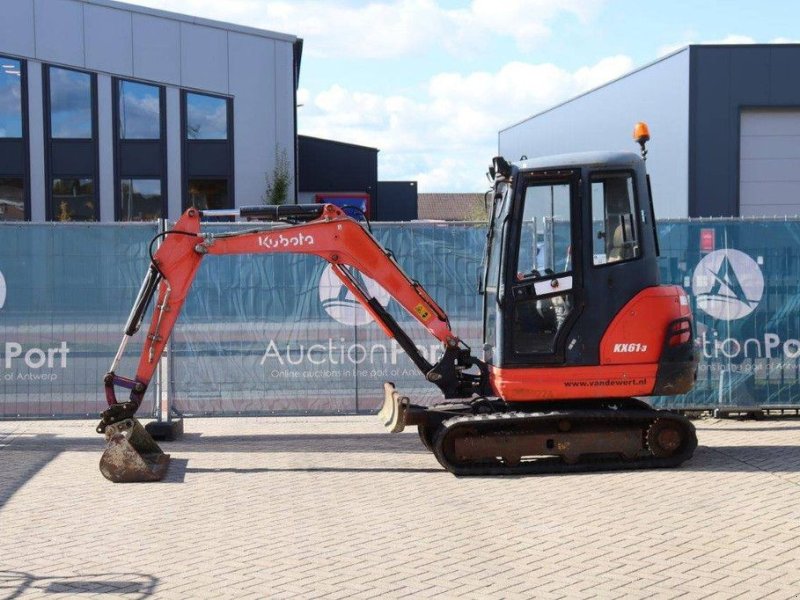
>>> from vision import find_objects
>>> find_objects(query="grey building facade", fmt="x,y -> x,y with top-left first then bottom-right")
0,0 -> 301,222
499,45 -> 800,218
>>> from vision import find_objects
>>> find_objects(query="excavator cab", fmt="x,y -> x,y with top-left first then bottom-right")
481,148 -> 696,404
485,151 -> 660,372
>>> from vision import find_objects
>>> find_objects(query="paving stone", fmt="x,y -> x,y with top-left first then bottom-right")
1,417 -> 800,599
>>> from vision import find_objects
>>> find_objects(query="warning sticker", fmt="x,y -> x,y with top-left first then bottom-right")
415,304 -> 432,321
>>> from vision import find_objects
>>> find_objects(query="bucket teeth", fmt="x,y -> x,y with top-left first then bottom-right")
99,417 -> 170,483
379,382 -> 409,433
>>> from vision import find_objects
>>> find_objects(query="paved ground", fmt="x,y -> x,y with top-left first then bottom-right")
1,416 -> 799,599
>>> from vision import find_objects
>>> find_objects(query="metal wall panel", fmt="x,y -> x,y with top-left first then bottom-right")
180,23 -> 228,94
97,74 -> 113,221
229,33 -> 278,205
33,0 -> 85,66
84,4 -> 133,76
298,136 -> 378,195
0,0 -> 36,58
26,61 -> 46,222
131,13 -> 181,85
166,87 -> 182,219
739,109 -> 800,217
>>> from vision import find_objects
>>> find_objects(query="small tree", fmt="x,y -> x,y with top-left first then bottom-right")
466,194 -> 490,222
263,145 -> 292,205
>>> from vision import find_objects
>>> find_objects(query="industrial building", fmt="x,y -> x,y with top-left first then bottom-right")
0,0 -> 301,222
297,135 -> 418,221
499,44 -> 800,218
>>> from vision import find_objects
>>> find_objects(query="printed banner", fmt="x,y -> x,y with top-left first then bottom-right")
1,219 -> 799,417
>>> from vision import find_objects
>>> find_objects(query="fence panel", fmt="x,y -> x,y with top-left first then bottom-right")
0,222 -> 158,417
655,219 -> 800,409
1,218 -> 799,417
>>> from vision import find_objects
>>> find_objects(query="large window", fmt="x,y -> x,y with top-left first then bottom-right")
114,79 -> 165,221
0,178 -> 24,220
120,179 -> 162,221
516,182 -> 572,278
183,92 -> 232,216
0,58 -> 22,138
49,67 -> 92,139
590,172 -> 639,265
186,93 -> 228,140
512,178 -> 574,356
52,178 -> 95,221
119,80 -> 160,140
187,179 -> 229,211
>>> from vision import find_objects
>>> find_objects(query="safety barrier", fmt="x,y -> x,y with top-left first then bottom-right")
0,218 -> 798,418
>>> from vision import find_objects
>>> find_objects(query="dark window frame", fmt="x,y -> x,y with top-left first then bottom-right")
0,54 -> 30,220
180,90 -> 234,213
43,64 -> 99,221
112,77 -> 167,221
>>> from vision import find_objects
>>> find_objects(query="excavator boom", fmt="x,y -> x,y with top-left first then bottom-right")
98,203 -> 489,481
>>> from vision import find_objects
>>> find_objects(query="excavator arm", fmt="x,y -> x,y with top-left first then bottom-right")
99,204 -> 488,438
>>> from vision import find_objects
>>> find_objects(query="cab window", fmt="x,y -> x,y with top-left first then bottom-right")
516,181 -> 572,279
590,171 -> 639,265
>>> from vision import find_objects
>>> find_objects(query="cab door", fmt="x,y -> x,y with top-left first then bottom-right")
503,170 -> 582,365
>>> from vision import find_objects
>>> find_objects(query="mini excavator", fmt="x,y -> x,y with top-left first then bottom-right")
98,123 -> 699,482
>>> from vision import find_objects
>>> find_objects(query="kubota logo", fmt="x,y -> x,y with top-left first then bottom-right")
692,249 -> 764,320
318,264 -> 390,326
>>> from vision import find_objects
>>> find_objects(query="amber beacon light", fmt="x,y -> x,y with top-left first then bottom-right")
633,121 -> 650,160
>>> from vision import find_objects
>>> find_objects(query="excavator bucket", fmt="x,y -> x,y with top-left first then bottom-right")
99,418 -> 170,483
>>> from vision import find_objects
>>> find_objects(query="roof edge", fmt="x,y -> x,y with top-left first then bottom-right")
298,134 -> 379,152
82,0 -> 297,43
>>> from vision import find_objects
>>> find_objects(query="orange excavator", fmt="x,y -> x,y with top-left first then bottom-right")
98,124 -> 699,482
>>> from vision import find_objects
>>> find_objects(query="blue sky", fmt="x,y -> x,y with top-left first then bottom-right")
137,0 -> 800,192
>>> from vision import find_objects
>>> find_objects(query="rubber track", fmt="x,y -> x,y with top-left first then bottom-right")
432,410 -> 698,476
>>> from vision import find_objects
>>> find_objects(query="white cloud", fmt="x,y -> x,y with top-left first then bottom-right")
300,55 -> 634,191
132,0 -> 605,58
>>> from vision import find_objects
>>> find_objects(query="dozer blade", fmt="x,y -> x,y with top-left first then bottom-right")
99,417 -> 170,483
378,382 -> 409,433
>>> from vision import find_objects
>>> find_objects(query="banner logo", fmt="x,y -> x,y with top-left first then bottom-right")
692,249 -> 763,320
0,269 -> 5,310
319,265 -> 390,326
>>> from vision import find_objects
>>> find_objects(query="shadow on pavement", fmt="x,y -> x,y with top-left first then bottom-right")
2,428 -> 800,500
0,570 -> 158,600
175,432 -> 427,453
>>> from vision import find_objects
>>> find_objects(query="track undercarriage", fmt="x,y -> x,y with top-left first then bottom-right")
380,383 -> 697,476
